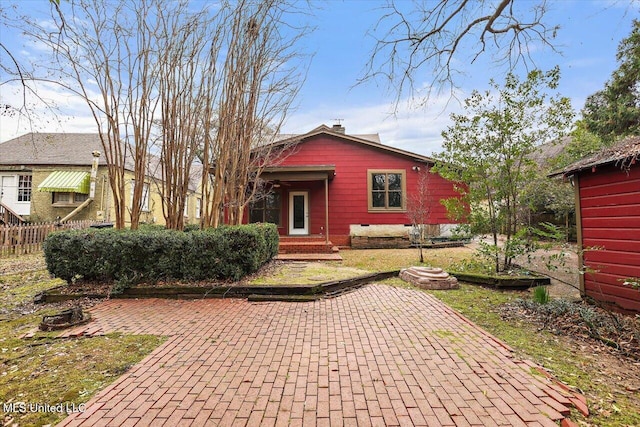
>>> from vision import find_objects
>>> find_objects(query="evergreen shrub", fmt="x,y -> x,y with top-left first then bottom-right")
43,223 -> 279,288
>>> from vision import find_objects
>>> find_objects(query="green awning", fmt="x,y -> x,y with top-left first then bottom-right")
38,171 -> 91,193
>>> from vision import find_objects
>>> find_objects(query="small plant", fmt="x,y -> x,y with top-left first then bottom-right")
622,277 -> 640,290
532,285 -> 550,305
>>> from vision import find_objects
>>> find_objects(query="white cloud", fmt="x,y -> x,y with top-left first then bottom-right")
0,80 -> 99,142
283,93 -> 465,156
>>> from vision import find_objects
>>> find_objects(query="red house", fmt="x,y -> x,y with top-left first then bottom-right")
247,124 -> 462,253
554,136 -> 640,312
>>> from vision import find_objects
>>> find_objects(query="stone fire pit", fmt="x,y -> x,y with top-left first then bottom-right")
39,307 -> 91,331
399,267 -> 459,290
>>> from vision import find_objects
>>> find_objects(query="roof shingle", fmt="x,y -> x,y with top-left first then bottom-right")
551,135 -> 640,177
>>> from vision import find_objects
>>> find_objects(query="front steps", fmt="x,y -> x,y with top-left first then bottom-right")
277,236 -> 341,261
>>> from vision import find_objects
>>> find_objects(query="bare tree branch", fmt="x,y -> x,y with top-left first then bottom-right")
361,0 -> 560,108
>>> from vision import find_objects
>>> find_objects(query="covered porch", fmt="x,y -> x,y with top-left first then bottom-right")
256,165 -> 340,260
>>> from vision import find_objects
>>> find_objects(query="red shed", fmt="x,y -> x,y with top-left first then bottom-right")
247,124 -> 463,252
554,136 -> 640,312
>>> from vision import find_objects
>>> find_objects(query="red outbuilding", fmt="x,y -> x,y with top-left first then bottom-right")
247,124 -> 463,253
554,136 -> 640,312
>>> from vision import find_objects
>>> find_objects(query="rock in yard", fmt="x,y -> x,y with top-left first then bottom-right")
400,267 -> 459,290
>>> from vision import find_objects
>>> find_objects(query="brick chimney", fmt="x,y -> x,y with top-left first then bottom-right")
332,124 -> 345,134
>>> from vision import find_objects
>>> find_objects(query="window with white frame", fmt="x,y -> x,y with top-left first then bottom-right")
195,198 -> 201,219
130,181 -> 150,212
17,175 -> 32,202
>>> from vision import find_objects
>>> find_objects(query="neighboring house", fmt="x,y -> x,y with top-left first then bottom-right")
0,133 -> 202,226
551,136 -> 640,313
246,124 -> 463,250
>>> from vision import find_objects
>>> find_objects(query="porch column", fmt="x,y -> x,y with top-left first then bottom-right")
325,177 -> 329,244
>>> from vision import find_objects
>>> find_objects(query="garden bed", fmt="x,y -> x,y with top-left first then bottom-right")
35,270 -> 401,302
450,271 -> 551,288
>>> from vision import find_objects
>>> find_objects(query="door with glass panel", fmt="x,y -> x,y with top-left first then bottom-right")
288,191 -> 308,235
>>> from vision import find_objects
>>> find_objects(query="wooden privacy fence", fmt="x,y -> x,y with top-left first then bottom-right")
0,220 -> 99,256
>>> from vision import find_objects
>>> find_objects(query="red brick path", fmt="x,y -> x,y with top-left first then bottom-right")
58,285 -> 580,426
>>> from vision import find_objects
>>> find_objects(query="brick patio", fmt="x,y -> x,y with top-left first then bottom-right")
58,285 -> 581,426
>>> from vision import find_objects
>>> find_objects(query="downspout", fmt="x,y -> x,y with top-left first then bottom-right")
61,151 -> 100,222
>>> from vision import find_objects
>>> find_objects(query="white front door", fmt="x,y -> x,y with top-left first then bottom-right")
0,176 -> 17,207
289,191 -> 309,235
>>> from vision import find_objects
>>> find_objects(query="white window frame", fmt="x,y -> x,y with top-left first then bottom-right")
131,180 -> 150,212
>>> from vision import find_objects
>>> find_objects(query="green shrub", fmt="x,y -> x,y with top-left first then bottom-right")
182,224 -> 200,232
137,223 -> 167,232
43,223 -> 279,289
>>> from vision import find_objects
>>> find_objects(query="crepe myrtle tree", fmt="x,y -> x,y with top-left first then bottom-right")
433,68 -> 574,274
6,0 -> 308,230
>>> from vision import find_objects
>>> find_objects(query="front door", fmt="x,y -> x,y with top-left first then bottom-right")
0,176 -> 17,207
289,191 -> 309,235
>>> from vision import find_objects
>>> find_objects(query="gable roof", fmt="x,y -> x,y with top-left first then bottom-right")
268,124 -> 436,164
0,133 -> 203,192
0,133 -> 106,166
550,135 -> 640,177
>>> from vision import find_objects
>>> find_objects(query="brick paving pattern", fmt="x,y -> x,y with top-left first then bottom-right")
58,285 -> 580,426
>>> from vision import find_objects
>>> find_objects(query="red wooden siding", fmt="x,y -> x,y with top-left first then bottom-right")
579,164 -> 640,312
272,134 -> 460,239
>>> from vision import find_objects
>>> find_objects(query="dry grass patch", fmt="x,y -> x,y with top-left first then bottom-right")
248,261 -> 370,285
0,257 -> 164,427
340,247 -> 475,272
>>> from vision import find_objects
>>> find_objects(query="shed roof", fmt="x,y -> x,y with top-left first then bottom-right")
549,135 -> 640,178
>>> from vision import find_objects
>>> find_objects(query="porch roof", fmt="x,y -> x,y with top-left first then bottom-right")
260,165 -> 336,182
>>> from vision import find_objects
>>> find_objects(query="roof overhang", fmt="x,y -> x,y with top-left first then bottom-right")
260,165 -> 336,182
38,171 -> 91,193
549,136 -> 640,178
259,125 -> 437,164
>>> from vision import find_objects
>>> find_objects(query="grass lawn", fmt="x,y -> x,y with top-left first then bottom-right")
340,246 -> 475,271
247,263 -> 370,286
0,268 -> 164,426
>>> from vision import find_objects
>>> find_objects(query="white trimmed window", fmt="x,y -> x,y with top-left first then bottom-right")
18,175 -> 32,202
131,181 -> 150,212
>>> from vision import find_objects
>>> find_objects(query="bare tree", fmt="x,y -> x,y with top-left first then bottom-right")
406,166 -> 434,263
7,0 -> 309,231
202,0 -> 308,228
362,0 -> 559,106
154,3 -> 224,230
14,0 -> 161,229
0,0 -> 65,133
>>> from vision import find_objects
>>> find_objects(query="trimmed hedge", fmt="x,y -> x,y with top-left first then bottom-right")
43,223 -> 279,288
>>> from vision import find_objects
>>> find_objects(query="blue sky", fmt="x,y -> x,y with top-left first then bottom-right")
0,0 -> 638,156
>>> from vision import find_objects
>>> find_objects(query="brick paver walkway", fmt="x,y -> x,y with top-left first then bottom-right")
58,285 -> 581,426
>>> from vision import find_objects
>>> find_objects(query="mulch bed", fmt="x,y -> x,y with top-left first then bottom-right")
501,298 -> 640,361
